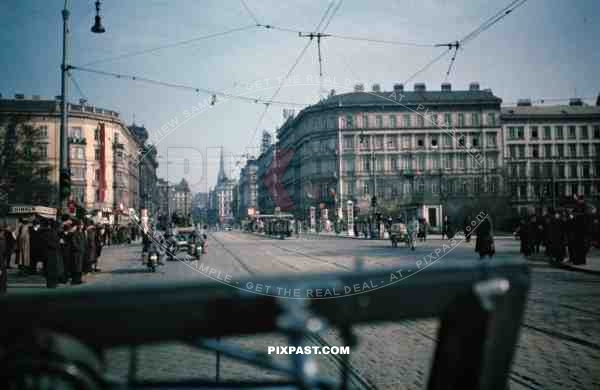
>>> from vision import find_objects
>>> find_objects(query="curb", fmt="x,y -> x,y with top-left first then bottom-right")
556,262 -> 600,276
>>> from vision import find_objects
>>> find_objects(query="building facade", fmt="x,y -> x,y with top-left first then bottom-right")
273,82 -> 504,228
128,124 -> 159,217
502,99 -> 600,215
210,148 -> 237,225
238,158 -> 258,218
0,95 -> 149,222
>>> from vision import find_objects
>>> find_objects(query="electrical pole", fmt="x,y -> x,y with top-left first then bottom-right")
59,0 -> 71,210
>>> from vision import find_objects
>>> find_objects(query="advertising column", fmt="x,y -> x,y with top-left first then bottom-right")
309,206 -> 316,233
346,200 -> 354,237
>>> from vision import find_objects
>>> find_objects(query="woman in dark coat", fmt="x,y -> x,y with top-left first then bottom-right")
69,220 -> 84,285
42,219 -> 62,288
84,223 -> 97,274
475,215 -> 495,259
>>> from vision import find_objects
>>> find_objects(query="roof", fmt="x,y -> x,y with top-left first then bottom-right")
316,90 -> 502,108
501,104 -> 600,118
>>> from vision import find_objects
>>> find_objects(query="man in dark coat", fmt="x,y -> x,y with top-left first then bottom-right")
42,219 -> 62,288
94,224 -> 103,272
29,218 -> 44,274
475,215 -> 495,259
69,220 -> 84,285
546,211 -> 566,264
571,207 -> 589,265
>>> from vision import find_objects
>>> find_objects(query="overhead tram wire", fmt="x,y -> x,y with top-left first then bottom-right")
240,0 -> 260,25
246,2 -> 341,148
403,47 -> 453,85
68,71 -> 88,102
80,24 -> 258,67
69,65 -> 309,107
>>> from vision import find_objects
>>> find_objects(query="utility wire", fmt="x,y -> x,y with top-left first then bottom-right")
320,0 -> 343,33
240,0 -> 260,25
460,0 -> 528,45
69,65 -> 309,107
80,24 -> 258,67
403,48 -> 452,85
444,45 -> 459,82
68,71 -> 88,102
314,2 -> 334,33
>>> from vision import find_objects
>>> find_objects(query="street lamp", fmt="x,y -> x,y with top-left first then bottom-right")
59,0 -> 105,210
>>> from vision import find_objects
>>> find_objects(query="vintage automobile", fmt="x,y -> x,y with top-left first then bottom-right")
0,259 -> 529,390
388,222 -> 409,248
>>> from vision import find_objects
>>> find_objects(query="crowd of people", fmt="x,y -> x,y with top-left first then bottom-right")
516,205 -> 599,266
0,216 -> 141,293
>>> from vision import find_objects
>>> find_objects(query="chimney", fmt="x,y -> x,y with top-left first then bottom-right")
372,83 -> 381,92
441,82 -> 451,92
414,83 -> 426,92
393,83 -> 404,93
517,99 -> 532,107
14,93 -> 25,100
469,82 -> 480,91
569,98 -> 583,106
354,83 -> 364,92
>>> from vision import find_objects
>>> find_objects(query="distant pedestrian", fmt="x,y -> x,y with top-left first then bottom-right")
69,220 -> 84,285
94,224 -> 103,272
2,224 -> 15,270
42,219 -> 62,289
566,211 -> 577,264
475,214 -> 495,259
570,207 -> 589,265
84,221 -> 97,274
29,218 -> 44,274
16,219 -> 32,274
546,211 -> 566,264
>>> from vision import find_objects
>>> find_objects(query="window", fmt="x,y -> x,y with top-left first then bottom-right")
417,178 -> 425,193
486,113 -> 496,126
509,127 -> 516,140
403,114 -> 411,128
315,159 -> 322,174
531,163 -> 540,177
458,113 -> 465,127
94,128 -> 99,140
432,155 -> 440,169
517,127 -> 525,140
430,114 -> 438,127
95,148 -> 101,160
458,136 -> 465,147
389,115 -> 396,128
555,126 -> 563,139
359,135 -> 370,149
387,136 -> 398,150
72,167 -> 85,179
362,157 -> 370,172
508,145 -> 516,158
431,135 -> 439,147
569,144 -> 577,157
568,126 -> 576,139
39,144 -> 48,158
543,163 -> 552,177
69,127 -> 82,138
518,145 -> 525,158
583,163 -> 590,178
345,115 -> 354,129
390,156 -> 398,170
580,126 -> 589,139
443,155 -> 452,169
472,136 -> 479,148
486,133 -> 496,146
375,157 -> 384,171
487,157 -> 496,169
71,146 -> 84,160
416,136 -> 425,148
402,155 -> 411,169
399,135 -> 408,149
343,136 -> 354,150
374,135 -> 384,149
594,126 -> 600,139
569,163 -> 578,178
595,144 -> 600,157
417,115 -> 425,128
444,113 -> 452,127
582,144 -> 589,157
363,182 -> 370,195
95,169 -> 101,182
457,154 -> 466,169
530,126 -> 538,139
531,144 -> 539,158
38,125 -> 48,138
417,155 -> 425,170
543,126 -> 551,140
443,134 -> 452,148
375,115 -> 383,128
557,144 -> 564,158
362,114 -> 368,129
471,113 -> 480,127
544,144 -> 552,158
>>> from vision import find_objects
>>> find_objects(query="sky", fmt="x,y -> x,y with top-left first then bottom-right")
1,0 -> 599,193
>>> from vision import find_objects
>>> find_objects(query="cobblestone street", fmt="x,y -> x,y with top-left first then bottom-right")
9,232 -> 599,389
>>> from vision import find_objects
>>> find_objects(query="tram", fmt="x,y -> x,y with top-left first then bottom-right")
255,213 -> 294,239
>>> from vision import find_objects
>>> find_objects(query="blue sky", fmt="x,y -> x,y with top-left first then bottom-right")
1,0 -> 598,192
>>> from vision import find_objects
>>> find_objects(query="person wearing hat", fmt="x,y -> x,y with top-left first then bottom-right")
68,219 -> 84,285
84,220 -> 97,274
59,218 -> 73,283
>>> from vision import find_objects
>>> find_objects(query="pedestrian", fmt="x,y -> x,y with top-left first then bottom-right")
69,219 -> 84,285
0,225 -> 7,294
518,217 -> 530,257
95,224 -> 103,272
84,221 -> 97,274
565,211 -> 577,264
571,206 -> 589,265
2,224 -> 16,270
546,211 -> 566,264
41,218 -> 62,289
16,218 -> 32,274
463,214 -> 472,243
29,217 -> 44,274
59,217 -> 72,283
475,214 -> 495,259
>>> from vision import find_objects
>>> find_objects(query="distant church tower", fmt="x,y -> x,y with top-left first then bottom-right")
217,146 -> 227,183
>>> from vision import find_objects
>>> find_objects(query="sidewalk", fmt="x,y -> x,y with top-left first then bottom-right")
296,231 -> 516,240
559,248 -> 600,275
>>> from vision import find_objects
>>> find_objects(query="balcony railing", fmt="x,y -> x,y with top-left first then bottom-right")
68,137 -> 87,145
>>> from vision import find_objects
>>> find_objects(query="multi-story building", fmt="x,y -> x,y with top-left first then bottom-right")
128,124 -> 159,217
256,144 -> 276,214
209,148 -> 237,225
238,158 -> 258,218
273,82 -> 503,228
0,95 -> 145,222
502,98 -> 600,215
172,179 -> 192,220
